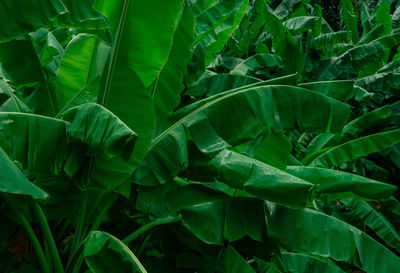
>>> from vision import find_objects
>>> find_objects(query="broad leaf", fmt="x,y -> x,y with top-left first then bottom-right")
0,147 -> 48,199
268,205 -> 400,273
286,166 -> 396,200
84,231 -> 147,273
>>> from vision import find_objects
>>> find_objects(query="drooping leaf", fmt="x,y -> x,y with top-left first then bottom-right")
286,166 -> 396,200
304,129 -> 400,168
0,112 -> 70,178
283,16 -> 320,35
0,147 -> 48,199
230,54 -> 283,76
268,205 -> 400,273
341,198 -> 400,252
280,252 -> 346,273
210,150 -> 314,207
61,103 -> 137,190
135,85 -> 350,185
298,80 -> 354,100
84,231 -> 147,273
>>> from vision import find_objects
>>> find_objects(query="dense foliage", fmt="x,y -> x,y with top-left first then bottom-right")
1,0 -> 400,272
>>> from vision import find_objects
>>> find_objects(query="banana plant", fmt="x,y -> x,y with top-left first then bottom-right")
1,0 -> 400,273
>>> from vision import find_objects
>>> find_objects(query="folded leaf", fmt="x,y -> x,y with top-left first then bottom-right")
211,150 -> 314,207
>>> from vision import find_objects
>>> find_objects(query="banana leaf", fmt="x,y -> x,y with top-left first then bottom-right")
304,129 -> 400,167
181,198 -> 266,244
210,150 -> 313,207
186,74 -> 261,97
280,252 -> 346,273
53,0 -> 107,29
61,103 -> 137,190
54,34 -> 110,111
134,85 -> 350,185
152,7 -> 195,122
193,0 -> 249,68
230,54 -> 283,76
268,205 -> 400,273
340,0 -> 359,43
95,0 -> 184,167
0,79 -> 31,113
286,166 -> 396,200
0,0 -> 67,42
283,16 -> 320,35
298,80 -> 354,100
0,39 -> 57,115
84,231 -> 147,273
0,147 -> 48,199
341,198 -> 400,252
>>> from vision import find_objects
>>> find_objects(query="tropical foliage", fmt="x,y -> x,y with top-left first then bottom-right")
1,0 -> 400,272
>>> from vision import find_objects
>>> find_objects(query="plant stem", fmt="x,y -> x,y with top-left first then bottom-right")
69,191 -> 88,261
31,199 -> 65,273
17,208 -> 51,273
122,215 -> 181,244
3,195 -> 51,273
68,194 -> 116,273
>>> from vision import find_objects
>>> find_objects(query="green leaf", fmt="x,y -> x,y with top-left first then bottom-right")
54,34 -> 110,111
240,132 -> 292,170
211,150 -> 313,207
280,252 -> 346,273
181,198 -> 266,244
186,74 -> 261,97
193,0 -> 249,68
268,205 -> 400,273
84,231 -> 147,273
0,0 -> 67,42
298,80 -> 354,100
283,16 -> 320,35
61,103 -> 137,190
341,198 -> 400,252
0,39 -> 57,115
230,54 -> 283,76
305,129 -> 400,168
0,79 -> 31,113
0,147 -> 48,199
135,85 -> 350,185
96,0 -> 184,87
340,0 -> 359,43
222,246 -> 256,273
264,6 -> 305,73
52,0 -> 108,29
0,112 -> 70,178
152,6 -> 195,122
286,166 -> 396,200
